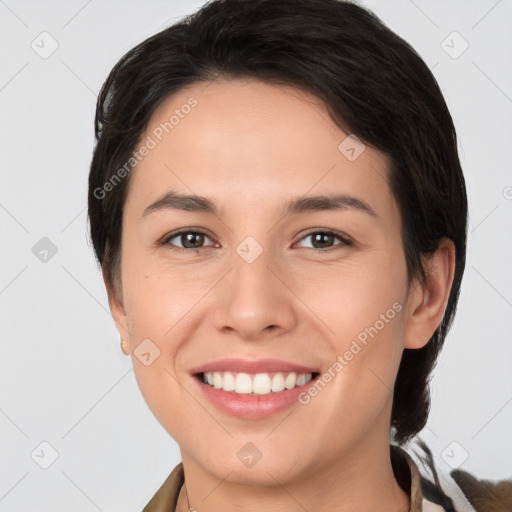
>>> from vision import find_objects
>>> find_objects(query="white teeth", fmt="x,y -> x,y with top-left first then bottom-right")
285,372 -> 297,389
271,373 -> 286,392
213,371 -> 223,389
235,373 -> 252,394
201,371 -> 313,395
223,371 -> 235,391
253,373 -> 271,395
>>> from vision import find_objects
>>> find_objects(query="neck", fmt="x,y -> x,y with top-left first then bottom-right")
176,436 -> 410,512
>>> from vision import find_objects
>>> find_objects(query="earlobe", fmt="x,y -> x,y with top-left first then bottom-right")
120,337 -> 130,355
102,267 -> 130,347
403,238 -> 456,350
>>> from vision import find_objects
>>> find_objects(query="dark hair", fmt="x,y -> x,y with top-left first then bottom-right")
88,0 -> 467,449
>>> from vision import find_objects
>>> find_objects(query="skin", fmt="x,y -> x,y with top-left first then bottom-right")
106,79 -> 455,512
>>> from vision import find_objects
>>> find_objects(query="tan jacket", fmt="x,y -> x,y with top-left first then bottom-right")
141,445 -> 449,511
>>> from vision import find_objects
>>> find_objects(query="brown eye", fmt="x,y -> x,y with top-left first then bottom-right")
296,230 -> 352,251
164,230 -> 215,251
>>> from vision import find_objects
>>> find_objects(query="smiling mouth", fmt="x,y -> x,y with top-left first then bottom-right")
195,371 -> 321,395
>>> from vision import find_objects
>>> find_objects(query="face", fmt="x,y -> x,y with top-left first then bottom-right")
110,78 -> 417,485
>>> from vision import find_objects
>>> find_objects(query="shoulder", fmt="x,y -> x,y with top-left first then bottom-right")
448,467 -> 512,512
141,462 -> 184,512
395,441 -> 512,512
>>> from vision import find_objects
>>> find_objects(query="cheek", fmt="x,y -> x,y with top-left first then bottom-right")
293,249 -> 407,342
121,248 -> 214,339
130,360 -> 202,444
294,251 -> 408,399
120,263 -> 204,437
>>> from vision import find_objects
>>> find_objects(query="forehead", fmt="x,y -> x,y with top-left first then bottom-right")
125,78 -> 397,224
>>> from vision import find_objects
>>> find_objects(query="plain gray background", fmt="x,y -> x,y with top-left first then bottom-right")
1,0 -> 511,510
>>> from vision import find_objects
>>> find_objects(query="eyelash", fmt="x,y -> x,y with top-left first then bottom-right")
161,228 -> 353,253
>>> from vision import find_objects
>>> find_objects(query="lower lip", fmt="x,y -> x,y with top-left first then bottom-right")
194,374 -> 319,420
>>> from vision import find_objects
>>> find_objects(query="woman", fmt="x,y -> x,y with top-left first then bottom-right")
88,0 -> 478,510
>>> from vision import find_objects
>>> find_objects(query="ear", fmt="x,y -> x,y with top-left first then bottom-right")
102,267 -> 131,354
403,238 -> 456,349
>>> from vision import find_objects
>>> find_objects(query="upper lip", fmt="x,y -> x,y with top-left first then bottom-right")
190,358 -> 320,375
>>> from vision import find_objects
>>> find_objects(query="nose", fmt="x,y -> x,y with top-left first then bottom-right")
212,245 -> 298,342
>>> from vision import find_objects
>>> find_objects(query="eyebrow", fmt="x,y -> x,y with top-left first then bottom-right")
142,191 -> 377,218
